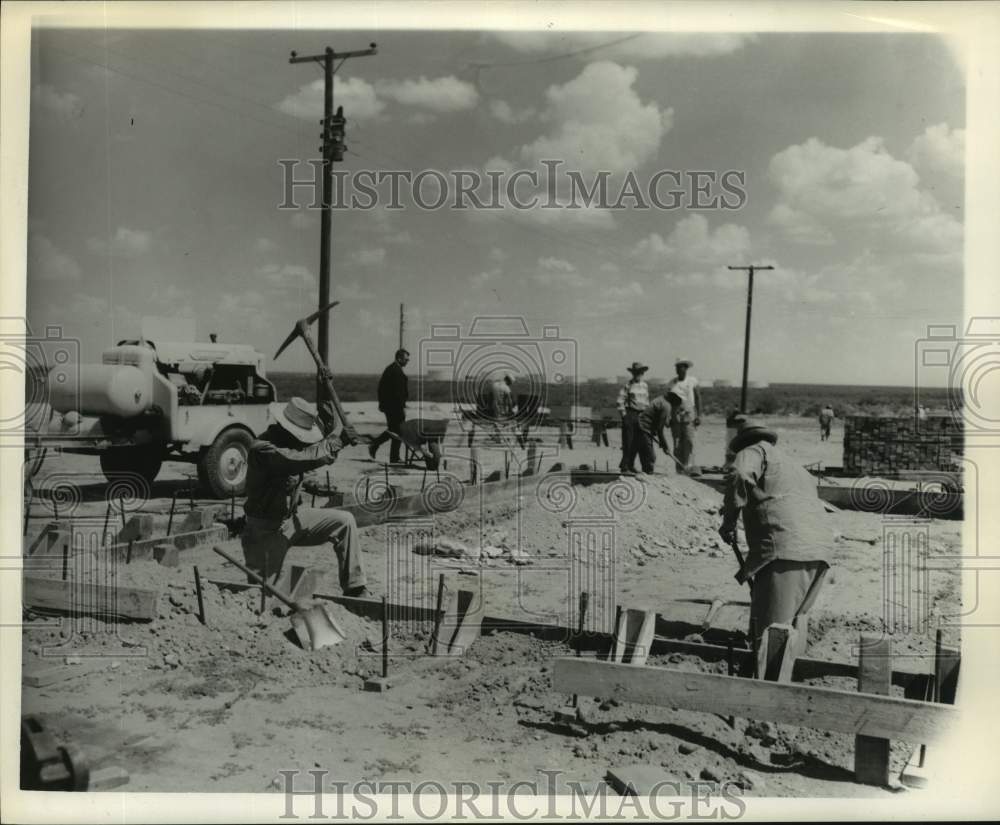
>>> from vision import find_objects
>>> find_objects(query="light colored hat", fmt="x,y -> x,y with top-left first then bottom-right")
274,397 -> 323,444
728,418 -> 778,454
675,358 -> 694,368
627,361 -> 649,373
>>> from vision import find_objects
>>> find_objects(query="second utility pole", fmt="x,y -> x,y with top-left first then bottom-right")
728,264 -> 774,413
290,42 -> 377,402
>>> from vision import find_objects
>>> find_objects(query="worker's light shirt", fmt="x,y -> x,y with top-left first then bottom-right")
665,374 -> 699,412
722,441 -> 834,580
617,379 -> 650,414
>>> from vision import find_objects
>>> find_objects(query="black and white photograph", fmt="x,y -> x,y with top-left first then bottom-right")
2,2 -> 999,821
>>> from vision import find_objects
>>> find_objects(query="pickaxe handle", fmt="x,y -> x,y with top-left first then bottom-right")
294,321 -> 360,442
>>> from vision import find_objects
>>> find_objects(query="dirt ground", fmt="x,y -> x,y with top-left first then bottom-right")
20,415 -> 962,796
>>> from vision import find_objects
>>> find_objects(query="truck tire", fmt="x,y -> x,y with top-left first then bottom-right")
199,427 -> 253,499
99,446 -> 163,486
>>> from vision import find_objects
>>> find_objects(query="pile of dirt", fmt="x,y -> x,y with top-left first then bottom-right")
21,557 -> 421,690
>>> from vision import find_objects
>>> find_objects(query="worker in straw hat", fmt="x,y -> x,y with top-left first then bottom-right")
718,419 -> 833,664
241,397 -> 368,597
617,361 -> 651,474
665,358 -> 701,475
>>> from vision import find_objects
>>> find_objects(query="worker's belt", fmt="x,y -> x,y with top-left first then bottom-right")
244,514 -> 284,532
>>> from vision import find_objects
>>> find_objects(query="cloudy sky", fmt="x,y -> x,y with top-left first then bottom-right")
25,28 -> 964,384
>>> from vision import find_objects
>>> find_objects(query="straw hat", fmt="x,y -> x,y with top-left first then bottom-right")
627,361 -> 649,374
728,418 -> 778,454
274,397 -> 324,444
675,358 -> 694,368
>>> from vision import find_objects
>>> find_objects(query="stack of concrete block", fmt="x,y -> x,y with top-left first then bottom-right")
843,415 -> 963,475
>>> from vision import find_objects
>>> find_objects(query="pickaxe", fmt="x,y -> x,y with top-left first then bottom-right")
274,300 -> 360,445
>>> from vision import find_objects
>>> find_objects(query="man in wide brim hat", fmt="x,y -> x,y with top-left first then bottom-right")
719,418 -> 833,666
666,358 -> 702,474
617,361 -> 653,474
241,397 -> 369,598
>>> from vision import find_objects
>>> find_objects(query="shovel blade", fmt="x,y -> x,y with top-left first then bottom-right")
289,605 -> 346,651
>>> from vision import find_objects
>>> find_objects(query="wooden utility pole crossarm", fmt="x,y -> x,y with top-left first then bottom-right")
289,43 -> 377,402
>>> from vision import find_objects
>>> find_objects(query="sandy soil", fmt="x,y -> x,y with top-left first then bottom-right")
20,415 -> 961,796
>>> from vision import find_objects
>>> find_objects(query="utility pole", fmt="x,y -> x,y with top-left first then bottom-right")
727,265 -> 774,413
398,303 -> 405,352
290,42 -> 377,402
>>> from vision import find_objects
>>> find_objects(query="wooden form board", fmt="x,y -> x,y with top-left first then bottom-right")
854,634 -> 893,785
23,576 -> 159,621
610,608 -> 656,666
553,657 -> 956,742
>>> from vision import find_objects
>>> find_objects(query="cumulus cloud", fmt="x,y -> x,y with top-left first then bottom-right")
33,84 -> 83,119
535,256 -> 587,287
517,61 -> 673,175
378,75 -> 478,112
28,235 -> 81,281
277,76 -> 384,120
909,122 -> 965,179
491,32 -> 754,60
631,214 -> 751,272
256,263 -> 315,289
351,247 -> 386,266
490,99 -> 536,124
768,136 -> 962,255
86,227 -> 152,257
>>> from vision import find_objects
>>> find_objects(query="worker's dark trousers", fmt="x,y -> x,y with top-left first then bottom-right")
620,411 -> 652,473
371,408 -> 405,462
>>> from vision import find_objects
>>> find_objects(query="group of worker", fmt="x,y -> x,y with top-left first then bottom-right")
237,347 -> 831,662
615,358 -> 701,477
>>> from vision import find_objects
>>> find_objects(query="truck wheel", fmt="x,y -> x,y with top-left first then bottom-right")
99,446 -> 163,486
200,428 -> 253,498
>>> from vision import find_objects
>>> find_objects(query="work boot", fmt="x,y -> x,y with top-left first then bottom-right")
367,442 -> 377,460
344,585 -> 370,599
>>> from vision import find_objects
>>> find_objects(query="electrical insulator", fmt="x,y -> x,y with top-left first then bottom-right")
327,105 -> 346,162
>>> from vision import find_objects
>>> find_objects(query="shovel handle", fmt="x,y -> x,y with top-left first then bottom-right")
212,545 -> 297,611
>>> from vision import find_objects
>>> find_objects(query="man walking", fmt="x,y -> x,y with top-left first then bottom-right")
818,404 -> 834,441
242,397 -> 368,597
369,348 -> 409,463
666,358 -> 701,474
718,420 -> 832,661
617,361 -> 650,474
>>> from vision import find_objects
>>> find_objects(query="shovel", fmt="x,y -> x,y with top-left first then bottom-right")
212,546 -> 346,650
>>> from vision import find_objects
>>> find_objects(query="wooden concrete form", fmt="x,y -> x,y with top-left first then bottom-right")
552,658 -> 956,742
610,608 -> 656,666
693,474 -> 962,520
758,623 -> 798,682
854,634 -> 893,785
23,575 -> 159,621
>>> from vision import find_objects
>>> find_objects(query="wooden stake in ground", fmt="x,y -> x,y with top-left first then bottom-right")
556,591 -> 590,722
193,565 -> 206,625
166,491 -> 178,536
364,595 -> 391,692
23,485 -> 32,537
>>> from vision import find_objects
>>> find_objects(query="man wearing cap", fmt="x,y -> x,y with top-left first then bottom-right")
718,420 -> 833,658
666,358 -> 701,474
369,348 -> 410,464
818,404 -> 835,441
617,362 -> 651,474
241,397 -> 368,597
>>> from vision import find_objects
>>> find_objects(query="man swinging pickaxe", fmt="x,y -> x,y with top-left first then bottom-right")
274,302 -> 437,469
274,301 -> 361,446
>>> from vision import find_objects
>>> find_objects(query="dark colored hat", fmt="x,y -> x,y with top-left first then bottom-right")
627,361 -> 649,373
728,419 -> 778,454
